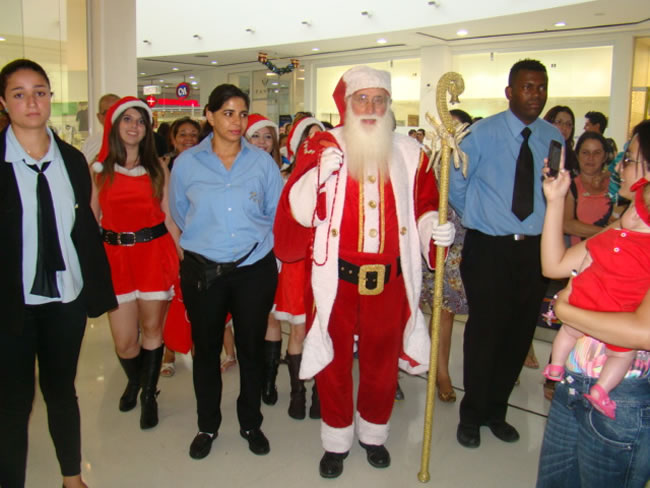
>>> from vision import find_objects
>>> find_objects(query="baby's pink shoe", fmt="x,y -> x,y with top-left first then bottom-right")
542,364 -> 565,382
584,384 -> 616,420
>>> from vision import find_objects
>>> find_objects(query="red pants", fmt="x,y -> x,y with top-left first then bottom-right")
315,255 -> 410,435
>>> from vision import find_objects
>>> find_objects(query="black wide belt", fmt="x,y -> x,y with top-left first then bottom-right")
103,222 -> 168,246
182,244 -> 258,291
338,257 -> 401,296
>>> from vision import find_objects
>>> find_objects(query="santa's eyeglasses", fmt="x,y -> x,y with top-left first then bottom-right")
350,94 -> 389,107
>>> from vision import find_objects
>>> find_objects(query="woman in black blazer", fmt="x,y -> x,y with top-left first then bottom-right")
0,59 -> 116,488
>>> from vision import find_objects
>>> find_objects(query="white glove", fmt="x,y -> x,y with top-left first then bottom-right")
318,147 -> 343,185
431,220 -> 455,247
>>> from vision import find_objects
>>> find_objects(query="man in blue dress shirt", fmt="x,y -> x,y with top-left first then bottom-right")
449,59 -> 564,448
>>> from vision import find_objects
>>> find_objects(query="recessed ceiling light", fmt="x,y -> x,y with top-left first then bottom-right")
159,79 -> 164,82
377,38 -> 387,44
266,72 -> 277,76
0,37 -> 6,42
311,47 -> 320,52
211,60 -> 218,64
191,81 -> 198,85
189,75 -> 195,79
456,29 -> 468,36
274,89 -> 280,93
554,21 -> 566,27
271,82 -> 279,86
172,67 -> 179,71
139,72 -> 146,75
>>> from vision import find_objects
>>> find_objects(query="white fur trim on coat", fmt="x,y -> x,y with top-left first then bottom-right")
355,411 -> 389,446
289,167 -> 326,227
298,128 -> 430,380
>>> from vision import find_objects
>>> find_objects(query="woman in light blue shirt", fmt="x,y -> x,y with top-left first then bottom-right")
170,84 -> 283,461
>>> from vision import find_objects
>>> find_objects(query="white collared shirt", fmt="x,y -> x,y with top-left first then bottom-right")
5,126 -> 83,304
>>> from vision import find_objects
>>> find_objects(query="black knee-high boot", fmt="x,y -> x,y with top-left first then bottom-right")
287,352 -> 306,419
139,345 -> 163,429
262,340 -> 282,406
309,382 -> 321,419
117,353 -> 141,412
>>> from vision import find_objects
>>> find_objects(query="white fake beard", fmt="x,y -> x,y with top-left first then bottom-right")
342,106 -> 393,181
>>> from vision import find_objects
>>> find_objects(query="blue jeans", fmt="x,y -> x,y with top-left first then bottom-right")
537,371 -> 650,488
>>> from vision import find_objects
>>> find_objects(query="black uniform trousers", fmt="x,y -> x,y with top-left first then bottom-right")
459,229 -> 547,426
0,297 -> 86,487
181,251 -> 277,434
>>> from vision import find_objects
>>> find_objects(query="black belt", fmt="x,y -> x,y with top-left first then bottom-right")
338,257 -> 401,296
468,229 -> 539,241
182,244 -> 258,291
103,222 -> 168,246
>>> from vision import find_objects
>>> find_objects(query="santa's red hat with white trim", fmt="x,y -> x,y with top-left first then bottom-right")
332,66 -> 391,125
286,116 -> 325,160
96,96 -> 153,163
245,114 -> 279,140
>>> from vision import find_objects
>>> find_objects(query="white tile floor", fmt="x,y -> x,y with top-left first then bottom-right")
25,314 -> 553,488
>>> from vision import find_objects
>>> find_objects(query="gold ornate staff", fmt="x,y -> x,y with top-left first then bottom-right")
418,72 -> 467,483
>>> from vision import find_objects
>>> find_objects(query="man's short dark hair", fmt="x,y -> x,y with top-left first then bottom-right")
417,128 -> 425,135
508,59 -> 547,86
408,129 -> 416,136
585,111 -> 608,133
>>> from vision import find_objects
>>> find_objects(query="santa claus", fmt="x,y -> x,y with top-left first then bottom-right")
273,66 -> 454,478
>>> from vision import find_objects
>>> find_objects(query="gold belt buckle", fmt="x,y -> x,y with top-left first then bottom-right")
358,264 -> 385,296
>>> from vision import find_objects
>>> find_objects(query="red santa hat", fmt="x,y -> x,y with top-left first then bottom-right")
332,66 -> 392,124
245,114 -> 279,140
96,96 -> 153,163
286,116 -> 325,160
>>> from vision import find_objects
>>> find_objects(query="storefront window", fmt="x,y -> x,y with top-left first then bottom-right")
0,0 -> 89,148
630,37 -> 650,135
452,47 -> 613,140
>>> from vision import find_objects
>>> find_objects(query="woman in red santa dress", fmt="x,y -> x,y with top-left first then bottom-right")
91,96 -> 180,430
274,115 -> 325,419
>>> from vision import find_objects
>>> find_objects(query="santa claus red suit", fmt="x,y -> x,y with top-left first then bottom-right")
274,66 -> 454,478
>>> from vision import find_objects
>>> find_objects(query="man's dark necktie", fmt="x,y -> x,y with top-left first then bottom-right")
511,127 -> 534,221
27,161 -> 66,298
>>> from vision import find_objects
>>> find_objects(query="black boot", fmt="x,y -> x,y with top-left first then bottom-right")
262,340 -> 282,405
309,382 -> 321,419
287,352 -> 306,419
117,353 -> 141,412
139,345 -> 163,429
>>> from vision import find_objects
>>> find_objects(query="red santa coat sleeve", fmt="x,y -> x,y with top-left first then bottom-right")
273,131 -> 340,263
413,150 -> 448,268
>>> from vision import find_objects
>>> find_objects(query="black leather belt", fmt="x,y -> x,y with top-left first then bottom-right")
182,244 -> 258,291
103,222 -> 168,246
468,229 -> 539,241
338,257 -> 401,296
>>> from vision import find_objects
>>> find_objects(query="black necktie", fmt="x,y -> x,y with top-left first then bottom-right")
27,161 -> 66,298
512,127 -> 534,221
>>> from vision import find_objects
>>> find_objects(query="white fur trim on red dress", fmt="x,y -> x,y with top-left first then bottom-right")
116,287 -> 174,304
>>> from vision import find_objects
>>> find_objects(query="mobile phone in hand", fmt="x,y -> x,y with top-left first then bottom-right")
547,140 -> 562,177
